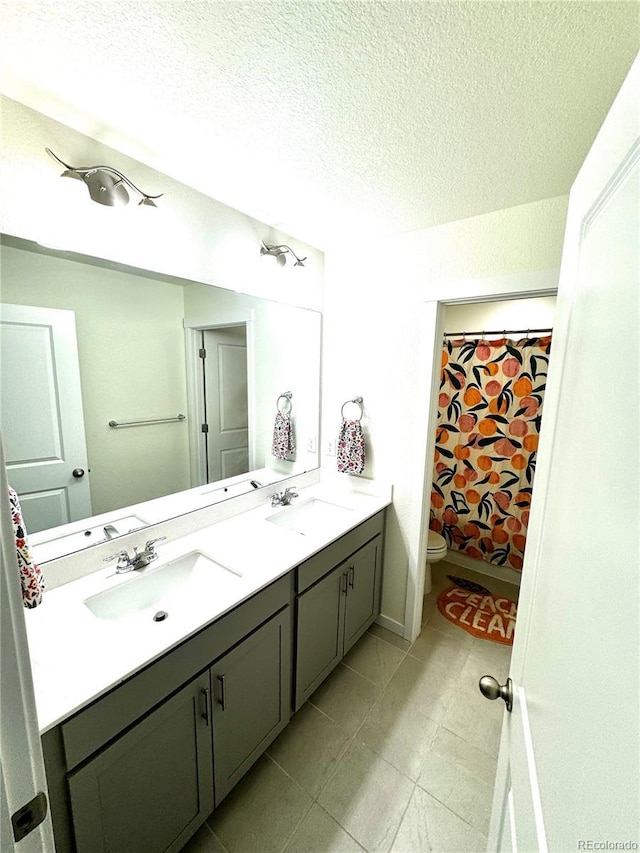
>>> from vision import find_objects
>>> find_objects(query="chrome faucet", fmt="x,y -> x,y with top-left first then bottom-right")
271,487 -> 299,507
103,537 -> 166,574
103,524 -> 119,540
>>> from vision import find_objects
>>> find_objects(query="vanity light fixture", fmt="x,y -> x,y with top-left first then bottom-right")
45,148 -> 163,208
260,241 -> 307,267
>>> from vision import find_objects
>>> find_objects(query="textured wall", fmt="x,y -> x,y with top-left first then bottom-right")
322,196 -> 568,632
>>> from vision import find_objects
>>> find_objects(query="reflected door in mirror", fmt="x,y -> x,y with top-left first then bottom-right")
0,304 -> 92,532
201,326 -> 249,482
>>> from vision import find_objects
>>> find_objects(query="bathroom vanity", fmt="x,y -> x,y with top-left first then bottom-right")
27,485 -> 388,853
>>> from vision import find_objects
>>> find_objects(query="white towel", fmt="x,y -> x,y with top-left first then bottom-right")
9,486 -> 45,608
272,411 -> 296,460
337,419 -> 366,474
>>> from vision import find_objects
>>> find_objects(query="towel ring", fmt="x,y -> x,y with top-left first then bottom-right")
277,391 -> 293,413
341,396 -> 364,421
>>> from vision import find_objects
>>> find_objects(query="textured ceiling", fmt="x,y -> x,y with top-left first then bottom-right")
1,1 -> 638,249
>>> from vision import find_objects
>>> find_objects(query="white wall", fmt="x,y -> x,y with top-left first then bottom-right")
444,296 -> 556,339
1,243 -> 190,513
0,96 -> 323,311
322,198 -> 568,633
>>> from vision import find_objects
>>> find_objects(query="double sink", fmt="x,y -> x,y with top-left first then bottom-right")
84,497 -> 355,623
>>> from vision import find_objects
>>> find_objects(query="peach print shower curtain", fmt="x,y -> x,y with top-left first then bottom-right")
430,335 -> 551,572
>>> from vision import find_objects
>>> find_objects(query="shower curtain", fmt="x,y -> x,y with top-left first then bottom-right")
430,335 -> 551,572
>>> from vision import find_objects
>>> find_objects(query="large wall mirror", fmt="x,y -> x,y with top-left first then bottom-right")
0,234 -> 321,561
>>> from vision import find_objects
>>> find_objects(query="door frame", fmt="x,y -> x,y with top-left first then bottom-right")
404,267 -> 560,641
0,436 -> 56,852
184,321 -> 255,487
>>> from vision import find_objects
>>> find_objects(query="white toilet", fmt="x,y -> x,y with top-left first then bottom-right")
425,529 -> 448,594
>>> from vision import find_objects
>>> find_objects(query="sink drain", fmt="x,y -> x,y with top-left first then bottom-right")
153,610 -> 168,622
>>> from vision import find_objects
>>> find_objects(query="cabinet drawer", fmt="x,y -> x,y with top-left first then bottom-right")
296,511 -> 384,593
62,574 -> 291,770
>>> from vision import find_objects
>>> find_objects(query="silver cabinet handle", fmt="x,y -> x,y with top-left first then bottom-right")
199,688 -> 210,725
479,675 -> 513,712
347,566 -> 355,589
217,674 -> 226,710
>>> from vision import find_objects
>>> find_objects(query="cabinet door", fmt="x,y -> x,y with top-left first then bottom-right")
343,535 -> 382,654
68,671 -> 213,853
294,564 -> 346,711
212,608 -> 291,805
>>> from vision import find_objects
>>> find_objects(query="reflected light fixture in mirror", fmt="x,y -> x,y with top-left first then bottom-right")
260,241 -> 307,267
45,147 -> 163,208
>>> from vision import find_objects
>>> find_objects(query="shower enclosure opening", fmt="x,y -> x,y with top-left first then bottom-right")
427,293 -> 556,584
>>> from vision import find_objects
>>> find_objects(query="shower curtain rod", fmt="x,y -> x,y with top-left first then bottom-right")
443,327 -> 553,338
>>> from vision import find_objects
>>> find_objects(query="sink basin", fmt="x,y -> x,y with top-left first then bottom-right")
267,498 -> 354,536
85,551 -> 241,621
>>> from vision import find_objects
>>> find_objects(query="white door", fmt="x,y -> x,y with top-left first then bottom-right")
202,326 -> 249,482
0,304 -> 91,533
487,54 -> 639,850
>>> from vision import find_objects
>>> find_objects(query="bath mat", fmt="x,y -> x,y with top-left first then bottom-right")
437,584 -> 517,645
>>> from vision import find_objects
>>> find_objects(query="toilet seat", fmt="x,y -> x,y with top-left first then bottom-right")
426,530 -> 447,561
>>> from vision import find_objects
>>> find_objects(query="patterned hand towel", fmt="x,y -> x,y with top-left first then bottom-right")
337,419 -> 366,474
8,486 -> 45,608
272,411 -> 296,460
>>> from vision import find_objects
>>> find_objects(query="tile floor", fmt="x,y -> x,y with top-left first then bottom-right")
180,561 -> 518,853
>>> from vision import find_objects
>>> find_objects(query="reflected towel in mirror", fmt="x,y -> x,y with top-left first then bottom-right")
272,411 -> 296,460
8,486 -> 45,608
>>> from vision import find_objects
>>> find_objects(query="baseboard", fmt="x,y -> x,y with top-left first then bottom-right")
443,549 -> 521,588
375,613 -> 405,637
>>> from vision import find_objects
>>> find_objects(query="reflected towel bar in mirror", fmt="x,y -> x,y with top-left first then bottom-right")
108,414 -> 186,428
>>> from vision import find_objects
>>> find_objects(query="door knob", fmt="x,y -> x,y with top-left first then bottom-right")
72,468 -> 85,478
479,675 -> 513,712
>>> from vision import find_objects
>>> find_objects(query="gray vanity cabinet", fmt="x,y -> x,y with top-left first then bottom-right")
211,608 -> 290,805
42,575 -> 292,853
40,511 -> 387,853
67,671 -> 213,853
294,511 -> 384,710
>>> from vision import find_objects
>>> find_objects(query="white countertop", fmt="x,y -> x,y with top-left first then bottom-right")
25,483 -> 391,734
